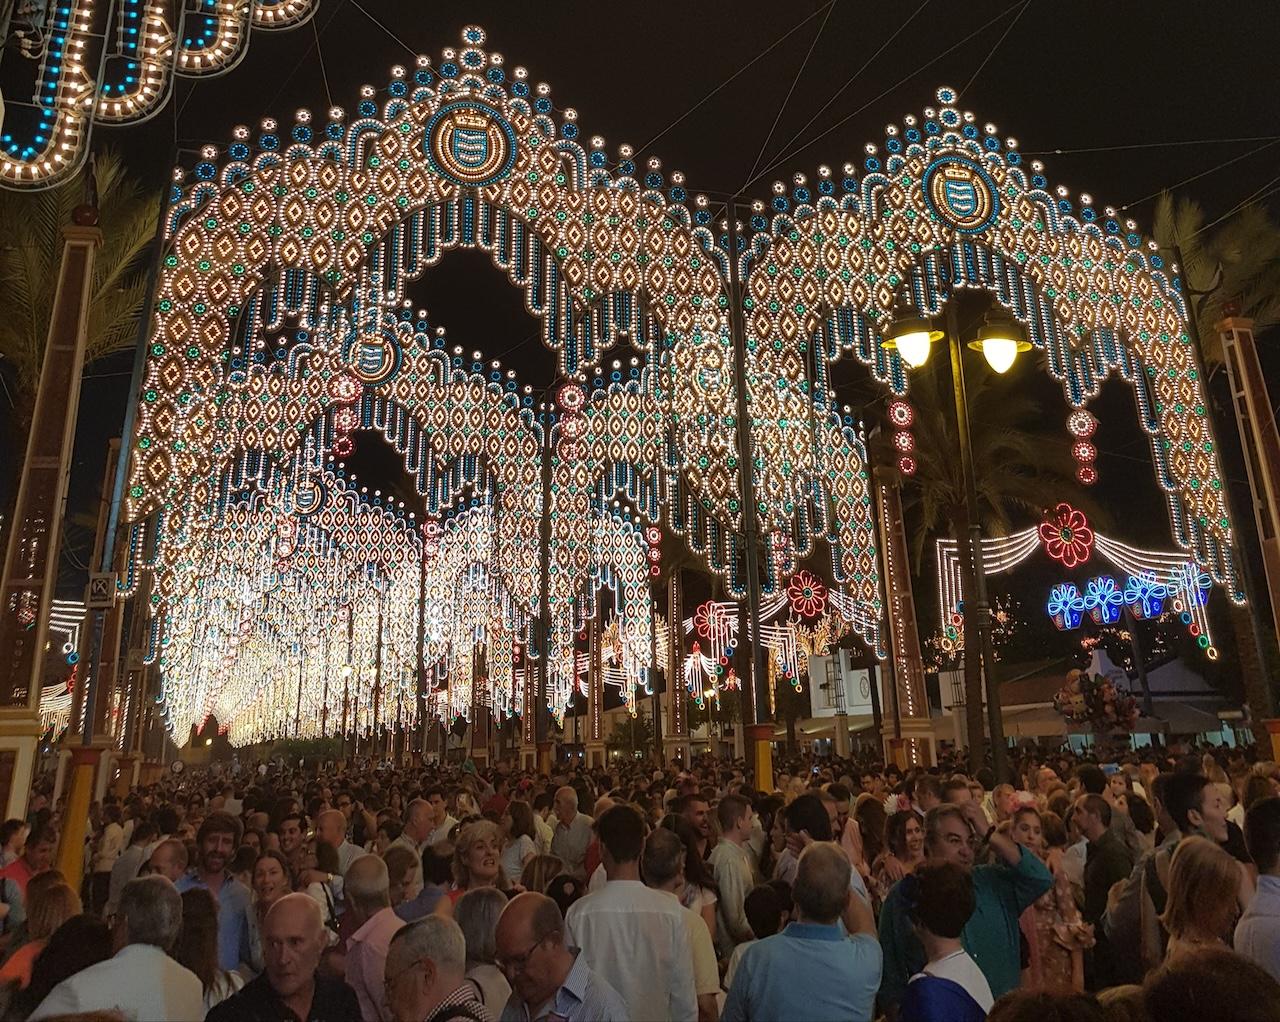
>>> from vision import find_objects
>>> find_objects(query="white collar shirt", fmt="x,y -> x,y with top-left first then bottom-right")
564,879 -> 696,1022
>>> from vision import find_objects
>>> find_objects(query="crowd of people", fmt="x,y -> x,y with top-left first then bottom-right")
0,740 -> 1275,1021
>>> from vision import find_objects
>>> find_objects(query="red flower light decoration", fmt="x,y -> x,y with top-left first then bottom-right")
786,570 -> 828,618
693,600 -> 729,639
1039,502 -> 1094,568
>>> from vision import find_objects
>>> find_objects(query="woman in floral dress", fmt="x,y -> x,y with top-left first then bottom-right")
1009,806 -> 1094,993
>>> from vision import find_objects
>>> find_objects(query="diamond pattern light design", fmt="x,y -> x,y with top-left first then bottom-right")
111,27 -> 1233,744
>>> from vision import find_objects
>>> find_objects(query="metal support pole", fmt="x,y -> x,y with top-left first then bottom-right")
373,588 -> 384,759
294,635 -> 304,738
946,303 -> 1009,782
725,200 -> 768,723
1123,605 -> 1154,718
535,399 -> 554,769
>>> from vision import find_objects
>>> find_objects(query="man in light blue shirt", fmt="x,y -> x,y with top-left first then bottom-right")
174,811 -> 251,971
724,842 -> 882,1022
1235,796 -> 1280,982
496,892 -> 627,1022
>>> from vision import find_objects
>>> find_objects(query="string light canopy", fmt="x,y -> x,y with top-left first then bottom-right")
114,25 -> 1235,744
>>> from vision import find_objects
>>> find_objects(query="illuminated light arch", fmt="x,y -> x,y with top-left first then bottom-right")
124,45 -> 735,534
115,27 -> 1231,745
744,86 -> 1234,589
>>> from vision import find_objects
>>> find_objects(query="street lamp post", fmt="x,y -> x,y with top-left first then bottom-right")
886,299 -> 1027,783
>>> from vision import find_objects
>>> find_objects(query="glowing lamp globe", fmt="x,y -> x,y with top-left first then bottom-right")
882,304 -> 941,368
896,330 -> 935,368
979,337 -> 1019,373
968,309 -> 1030,373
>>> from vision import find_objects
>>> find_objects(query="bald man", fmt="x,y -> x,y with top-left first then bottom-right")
345,854 -> 404,1022
146,838 -> 188,883
495,892 -> 627,1022
315,808 -> 360,876
208,894 -> 360,1022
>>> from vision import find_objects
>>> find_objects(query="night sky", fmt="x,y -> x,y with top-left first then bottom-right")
5,0 -> 1279,695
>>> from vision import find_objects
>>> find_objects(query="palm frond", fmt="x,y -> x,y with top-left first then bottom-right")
0,150 -> 159,428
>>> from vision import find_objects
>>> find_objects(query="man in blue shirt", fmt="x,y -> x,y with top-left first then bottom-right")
878,800 -> 1052,1016
175,811 -> 251,971
724,841 -> 882,1022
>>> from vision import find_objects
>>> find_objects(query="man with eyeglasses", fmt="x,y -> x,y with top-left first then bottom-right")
494,892 -> 626,1022
876,801 -> 1051,1018
384,915 -> 492,1022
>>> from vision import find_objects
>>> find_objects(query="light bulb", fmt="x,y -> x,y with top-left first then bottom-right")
981,337 -> 1018,373
895,331 -> 933,368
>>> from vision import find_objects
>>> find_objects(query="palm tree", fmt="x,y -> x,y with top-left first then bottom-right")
896,362 -> 1080,774
1154,195 -> 1280,363
1154,194 -> 1280,734
0,151 -> 158,541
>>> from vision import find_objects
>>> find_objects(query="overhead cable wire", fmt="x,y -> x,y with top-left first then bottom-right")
746,0 -> 932,193
1024,134 -> 1280,156
744,0 -> 1026,191
260,0 -> 347,119
313,15 -> 334,110
347,0 -> 419,59
1119,136 -> 1280,210
958,0 -> 1033,97
743,0 -> 840,188
1186,170 -> 1280,240
633,1 -> 836,161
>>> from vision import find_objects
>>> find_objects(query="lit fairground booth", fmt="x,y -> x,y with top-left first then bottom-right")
0,19 -> 1248,806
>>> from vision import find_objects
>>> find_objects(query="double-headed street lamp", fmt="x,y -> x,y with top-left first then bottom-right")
884,300 -> 1030,783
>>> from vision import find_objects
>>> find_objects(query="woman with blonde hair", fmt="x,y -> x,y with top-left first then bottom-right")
519,853 -> 564,894
1160,835 -> 1241,961
449,819 -> 507,905
0,882 -> 80,988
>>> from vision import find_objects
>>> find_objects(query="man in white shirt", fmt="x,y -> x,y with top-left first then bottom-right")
394,799 -> 436,857
1235,796 -> 1280,981
425,787 -> 459,846
565,804 -> 696,1022
29,875 -> 203,1021
644,827 -> 721,1022
316,808 -> 361,876
550,787 -> 594,878
105,821 -> 156,920
710,793 -> 757,958
532,793 -> 555,854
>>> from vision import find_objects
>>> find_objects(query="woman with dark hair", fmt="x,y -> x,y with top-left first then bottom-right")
244,849 -> 293,974
875,810 -> 925,893
545,873 -> 584,917
854,794 -> 888,868
374,817 -> 403,856
8,914 -> 112,1020
754,794 -> 785,881
499,800 -> 538,882
660,813 -> 718,942
173,888 -> 244,1012
299,841 -> 340,933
